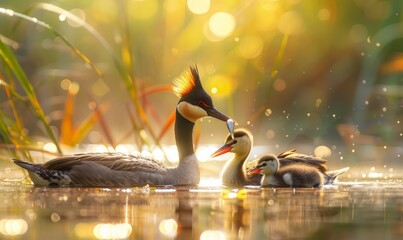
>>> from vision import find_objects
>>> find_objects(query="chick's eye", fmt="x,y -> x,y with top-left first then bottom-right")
198,101 -> 209,107
260,163 -> 267,167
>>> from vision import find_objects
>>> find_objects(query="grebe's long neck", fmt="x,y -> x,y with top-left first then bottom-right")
175,109 -> 195,160
168,109 -> 199,185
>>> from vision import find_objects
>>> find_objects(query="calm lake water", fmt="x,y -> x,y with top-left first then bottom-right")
0,144 -> 402,239
0,180 -> 403,240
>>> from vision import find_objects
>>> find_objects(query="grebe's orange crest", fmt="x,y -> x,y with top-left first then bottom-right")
173,66 -> 200,98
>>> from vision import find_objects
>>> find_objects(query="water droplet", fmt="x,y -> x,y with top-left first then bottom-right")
246,121 -> 251,125
382,107 -> 387,112
266,130 -> 275,139
211,87 -> 218,94
361,52 -> 365,56
314,145 -> 332,158
340,156 -> 344,160
59,14 -> 66,22
332,114 -> 336,118
265,109 -> 272,116
307,113 -> 311,117
365,100 -> 369,105
382,87 -> 387,92
352,149 -> 355,153
383,146 -> 387,149
376,42 -> 381,47
370,167 -> 375,171
51,213 -> 61,222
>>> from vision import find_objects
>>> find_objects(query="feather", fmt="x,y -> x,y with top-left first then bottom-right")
172,66 -> 200,98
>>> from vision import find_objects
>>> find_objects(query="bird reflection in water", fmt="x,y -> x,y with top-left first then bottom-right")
1,184 -> 403,239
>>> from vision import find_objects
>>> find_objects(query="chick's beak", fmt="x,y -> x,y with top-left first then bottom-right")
248,168 -> 262,175
211,142 -> 233,158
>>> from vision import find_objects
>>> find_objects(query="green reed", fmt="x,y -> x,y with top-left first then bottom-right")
0,4 -> 173,162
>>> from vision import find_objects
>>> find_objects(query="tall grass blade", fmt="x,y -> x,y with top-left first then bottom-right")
0,39 -> 62,154
271,33 -> 289,79
139,85 -> 173,98
28,3 -> 167,149
92,102 -> 115,149
157,110 -> 175,141
60,90 -> 75,145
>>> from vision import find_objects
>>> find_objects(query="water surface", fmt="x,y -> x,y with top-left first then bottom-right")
1,180 -> 403,240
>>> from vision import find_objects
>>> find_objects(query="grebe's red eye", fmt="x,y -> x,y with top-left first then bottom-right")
198,101 -> 209,107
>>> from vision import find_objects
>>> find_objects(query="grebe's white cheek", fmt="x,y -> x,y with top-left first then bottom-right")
177,102 -> 208,123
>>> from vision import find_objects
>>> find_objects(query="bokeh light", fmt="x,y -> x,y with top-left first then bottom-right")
318,8 -> 331,21
205,74 -> 236,97
68,82 -> 80,95
60,78 -> 71,90
237,35 -> 264,59
196,145 -> 218,162
200,230 -> 226,240
207,12 -> 236,39
43,143 -> 58,153
187,0 -> 210,15
0,219 -> 28,236
278,11 -> 304,35
273,78 -> 287,92
314,146 -> 332,158
93,223 -> 132,240
159,218 -> 178,238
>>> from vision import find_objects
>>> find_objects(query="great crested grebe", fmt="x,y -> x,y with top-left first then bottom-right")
14,66 -> 234,187
211,129 -> 349,187
248,154 -> 350,188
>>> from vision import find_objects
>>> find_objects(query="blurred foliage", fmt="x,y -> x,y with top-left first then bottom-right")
0,0 -> 402,162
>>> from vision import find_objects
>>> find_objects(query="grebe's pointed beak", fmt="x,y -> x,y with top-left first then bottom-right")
211,142 -> 233,158
206,107 -> 232,122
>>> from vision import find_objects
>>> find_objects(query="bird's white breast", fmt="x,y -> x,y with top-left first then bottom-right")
261,174 -> 279,186
282,173 -> 293,186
